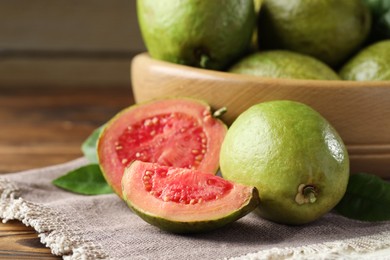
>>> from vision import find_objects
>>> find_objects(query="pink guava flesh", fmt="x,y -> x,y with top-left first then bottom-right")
141,165 -> 233,205
116,112 -> 208,170
98,98 -> 227,198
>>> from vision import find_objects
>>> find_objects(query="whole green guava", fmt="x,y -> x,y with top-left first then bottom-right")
137,0 -> 256,70
220,100 -> 350,225
339,40 -> 390,81
229,50 -> 340,80
257,0 -> 372,67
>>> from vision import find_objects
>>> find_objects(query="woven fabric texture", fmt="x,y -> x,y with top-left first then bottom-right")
1,158 -> 390,260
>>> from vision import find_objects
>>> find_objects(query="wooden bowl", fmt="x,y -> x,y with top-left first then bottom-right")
131,53 -> 390,178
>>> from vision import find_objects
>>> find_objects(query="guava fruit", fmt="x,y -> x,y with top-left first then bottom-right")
219,100 -> 350,225
257,0 -> 372,67
97,98 -> 227,198
339,40 -> 390,81
122,160 -> 260,233
229,50 -> 340,80
137,0 -> 256,70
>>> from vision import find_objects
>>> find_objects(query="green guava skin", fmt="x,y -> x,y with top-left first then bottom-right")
121,161 -> 260,234
258,0 -> 372,67
339,40 -> 390,81
229,50 -> 340,80
137,0 -> 256,70
219,101 -> 350,225
123,188 -> 260,234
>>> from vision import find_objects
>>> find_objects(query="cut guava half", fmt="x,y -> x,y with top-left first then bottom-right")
97,98 -> 227,198
122,160 -> 260,233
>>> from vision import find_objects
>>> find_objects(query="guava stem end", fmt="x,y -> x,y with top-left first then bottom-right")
295,184 -> 317,205
212,107 -> 227,118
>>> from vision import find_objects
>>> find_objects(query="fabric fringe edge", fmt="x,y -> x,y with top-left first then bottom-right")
230,230 -> 390,260
0,176 -> 108,260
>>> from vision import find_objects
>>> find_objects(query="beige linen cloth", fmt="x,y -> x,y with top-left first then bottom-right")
1,157 -> 390,260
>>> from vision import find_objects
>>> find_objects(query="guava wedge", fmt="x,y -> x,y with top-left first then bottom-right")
97,98 -> 227,198
122,160 -> 260,233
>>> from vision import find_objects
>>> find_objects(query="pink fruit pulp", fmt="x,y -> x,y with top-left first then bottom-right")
98,98 -> 227,198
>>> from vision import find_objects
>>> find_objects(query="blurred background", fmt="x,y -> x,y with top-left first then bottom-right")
0,0 -> 146,173
0,0 -> 146,88
0,1 -> 147,252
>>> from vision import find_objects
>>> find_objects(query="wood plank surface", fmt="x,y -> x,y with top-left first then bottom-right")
0,86 -> 133,258
0,57 -> 134,88
0,0 -> 143,52
0,0 -> 146,88
0,220 -> 59,259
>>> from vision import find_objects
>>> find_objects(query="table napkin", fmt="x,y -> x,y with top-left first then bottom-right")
1,158 -> 390,260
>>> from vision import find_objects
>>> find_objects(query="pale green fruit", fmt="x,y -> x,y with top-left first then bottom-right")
229,50 -> 340,80
258,0 -> 372,67
339,40 -> 390,81
220,100 -> 350,225
137,0 -> 256,70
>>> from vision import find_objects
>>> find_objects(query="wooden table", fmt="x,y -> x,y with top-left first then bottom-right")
0,86 -> 133,259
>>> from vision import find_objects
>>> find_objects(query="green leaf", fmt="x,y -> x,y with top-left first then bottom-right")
377,10 -> 390,38
52,164 -> 113,195
362,0 -> 390,18
81,125 -> 104,163
335,173 -> 390,221
362,0 -> 390,40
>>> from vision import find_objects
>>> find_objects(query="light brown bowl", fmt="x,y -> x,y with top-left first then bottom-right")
131,53 -> 390,178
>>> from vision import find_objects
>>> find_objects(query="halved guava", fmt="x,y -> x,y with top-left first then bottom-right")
122,160 -> 260,233
97,98 -> 227,198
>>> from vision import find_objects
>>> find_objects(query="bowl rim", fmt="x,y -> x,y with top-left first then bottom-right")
133,53 -> 390,89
